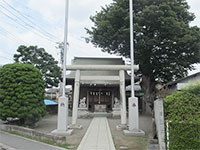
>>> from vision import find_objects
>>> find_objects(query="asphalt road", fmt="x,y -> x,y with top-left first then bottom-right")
0,131 -> 67,150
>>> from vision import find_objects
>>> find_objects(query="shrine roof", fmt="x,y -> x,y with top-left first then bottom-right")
71,56 -> 125,65
66,57 -> 131,84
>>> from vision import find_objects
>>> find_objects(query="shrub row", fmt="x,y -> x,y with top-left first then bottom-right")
164,82 -> 200,149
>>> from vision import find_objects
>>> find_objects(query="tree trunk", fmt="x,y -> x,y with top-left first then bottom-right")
140,75 -> 155,114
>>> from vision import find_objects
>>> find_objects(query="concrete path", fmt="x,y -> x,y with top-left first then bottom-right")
0,131 -> 66,150
77,117 -> 115,150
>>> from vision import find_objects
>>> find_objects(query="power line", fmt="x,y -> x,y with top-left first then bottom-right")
1,0 -> 59,41
0,30 -> 27,46
0,49 -> 13,56
0,5 -> 57,43
0,1 -> 93,59
0,55 -> 13,61
12,0 -> 30,10
0,25 -> 29,45
0,4 -> 57,43
11,0 -> 60,34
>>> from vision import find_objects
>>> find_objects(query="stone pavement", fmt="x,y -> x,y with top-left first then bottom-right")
77,117 -> 115,150
1,114 -> 154,149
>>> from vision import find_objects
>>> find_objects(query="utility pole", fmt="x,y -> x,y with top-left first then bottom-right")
52,0 -> 73,135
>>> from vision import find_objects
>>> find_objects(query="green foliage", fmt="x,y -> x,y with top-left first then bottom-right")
14,45 -> 61,88
0,63 -> 46,126
164,82 -> 200,149
86,0 -> 200,84
166,121 -> 200,150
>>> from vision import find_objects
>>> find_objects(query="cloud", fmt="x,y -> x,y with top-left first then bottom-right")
0,0 -> 199,75
189,64 -> 200,75
187,0 -> 200,10
25,0 -> 114,64
27,0 -> 113,37
28,0 -> 64,25
187,0 -> 200,26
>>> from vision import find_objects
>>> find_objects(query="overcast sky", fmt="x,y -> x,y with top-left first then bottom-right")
0,0 -> 199,75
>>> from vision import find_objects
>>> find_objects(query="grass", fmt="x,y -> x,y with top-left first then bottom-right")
1,129 -> 73,149
133,136 -> 148,147
113,135 -> 148,150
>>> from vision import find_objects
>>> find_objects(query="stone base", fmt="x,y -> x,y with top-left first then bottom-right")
112,108 -> 121,118
116,124 -> 128,130
78,108 -> 89,118
51,129 -> 73,135
68,124 -> 82,129
123,129 -> 145,136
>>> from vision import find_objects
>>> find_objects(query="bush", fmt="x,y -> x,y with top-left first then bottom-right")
164,82 -> 200,150
0,63 -> 46,126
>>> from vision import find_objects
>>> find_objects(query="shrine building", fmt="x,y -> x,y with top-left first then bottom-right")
66,57 -> 141,125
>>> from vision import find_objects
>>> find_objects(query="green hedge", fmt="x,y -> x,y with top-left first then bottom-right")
0,63 -> 46,126
164,82 -> 200,150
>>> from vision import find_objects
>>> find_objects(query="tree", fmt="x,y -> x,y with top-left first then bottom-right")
86,0 -> 200,112
0,63 -> 46,126
14,45 -> 61,88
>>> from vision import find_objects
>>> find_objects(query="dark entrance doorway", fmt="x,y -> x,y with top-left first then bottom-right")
88,89 -> 112,112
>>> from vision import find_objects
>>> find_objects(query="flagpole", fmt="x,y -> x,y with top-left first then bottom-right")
52,0 -> 72,134
129,0 -> 135,98
62,0 -> 69,97
125,0 -> 144,136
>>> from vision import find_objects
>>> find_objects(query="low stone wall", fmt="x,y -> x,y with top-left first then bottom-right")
0,125 -> 66,145
0,143 -> 16,150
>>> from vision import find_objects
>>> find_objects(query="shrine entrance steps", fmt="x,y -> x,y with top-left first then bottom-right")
77,117 -> 115,150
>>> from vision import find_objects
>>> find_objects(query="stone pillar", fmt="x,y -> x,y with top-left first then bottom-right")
128,97 -> 139,130
154,99 -> 166,150
52,86 -> 73,135
57,96 -> 68,131
119,70 -> 127,125
72,70 -> 80,125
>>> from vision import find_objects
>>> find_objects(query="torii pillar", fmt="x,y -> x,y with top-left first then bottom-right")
119,70 -> 127,125
71,70 -> 81,126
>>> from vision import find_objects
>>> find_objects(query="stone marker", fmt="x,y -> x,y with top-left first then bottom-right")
154,99 -> 166,150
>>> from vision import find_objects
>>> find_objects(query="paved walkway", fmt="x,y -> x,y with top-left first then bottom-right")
77,117 -> 115,150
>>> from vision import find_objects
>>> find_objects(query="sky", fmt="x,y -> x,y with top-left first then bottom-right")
0,0 -> 199,75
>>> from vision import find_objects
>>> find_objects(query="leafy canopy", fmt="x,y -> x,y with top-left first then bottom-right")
86,0 -> 200,83
14,45 -> 61,88
0,63 -> 46,126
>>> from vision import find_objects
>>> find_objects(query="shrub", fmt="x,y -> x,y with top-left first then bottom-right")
164,82 -> 200,150
0,63 -> 46,126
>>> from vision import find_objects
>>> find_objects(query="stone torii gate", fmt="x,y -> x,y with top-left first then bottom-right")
65,64 -> 139,127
